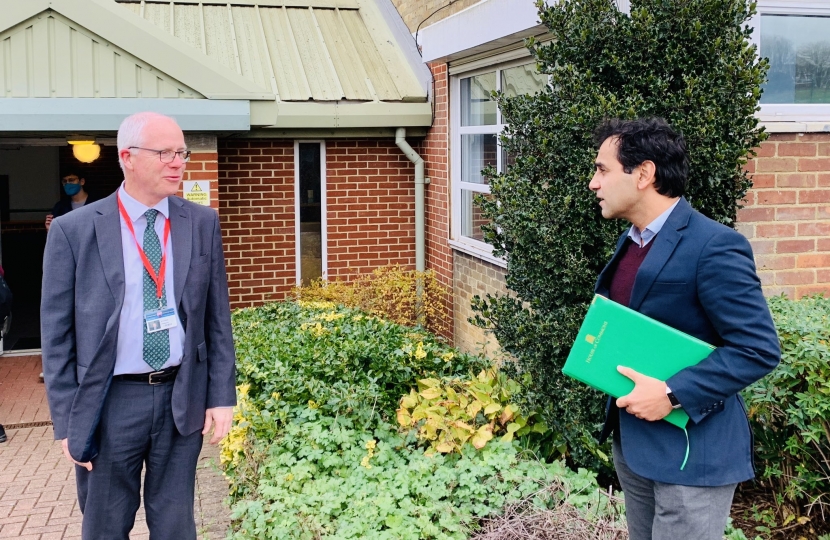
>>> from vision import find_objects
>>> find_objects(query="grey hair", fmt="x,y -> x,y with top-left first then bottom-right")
116,112 -> 179,172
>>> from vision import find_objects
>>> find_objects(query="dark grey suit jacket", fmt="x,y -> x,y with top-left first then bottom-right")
41,192 -> 237,462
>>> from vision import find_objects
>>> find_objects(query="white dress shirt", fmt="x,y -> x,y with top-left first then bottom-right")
627,199 -> 680,247
114,184 -> 185,375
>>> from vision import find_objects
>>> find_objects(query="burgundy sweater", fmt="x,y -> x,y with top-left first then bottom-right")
609,238 -> 655,307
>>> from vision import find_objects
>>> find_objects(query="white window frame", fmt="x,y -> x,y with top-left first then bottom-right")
450,57 -> 542,268
294,140 -> 327,286
751,0 -> 830,129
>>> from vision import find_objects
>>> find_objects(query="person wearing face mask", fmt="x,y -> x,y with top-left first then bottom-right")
45,173 -> 93,232
41,173 -> 94,381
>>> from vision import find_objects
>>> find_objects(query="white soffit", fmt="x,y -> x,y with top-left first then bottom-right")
419,0 -> 544,63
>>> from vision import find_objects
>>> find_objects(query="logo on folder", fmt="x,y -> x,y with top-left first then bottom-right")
585,335 -> 596,344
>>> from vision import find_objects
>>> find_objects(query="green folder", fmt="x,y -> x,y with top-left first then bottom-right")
562,295 -> 716,429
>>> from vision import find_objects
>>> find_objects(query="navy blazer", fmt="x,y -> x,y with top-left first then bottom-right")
595,197 -> 780,487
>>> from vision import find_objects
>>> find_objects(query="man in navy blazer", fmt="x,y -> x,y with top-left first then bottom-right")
41,112 -> 236,539
589,118 -> 780,540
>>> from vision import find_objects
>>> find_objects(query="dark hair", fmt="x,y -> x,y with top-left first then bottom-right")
593,117 -> 689,198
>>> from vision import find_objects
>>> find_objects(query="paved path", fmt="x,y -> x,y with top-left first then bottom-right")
0,355 -> 233,539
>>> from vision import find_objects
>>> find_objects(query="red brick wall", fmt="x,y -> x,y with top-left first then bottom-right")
422,62 -> 455,337
218,140 -> 296,307
326,139 -> 416,277
737,133 -> 830,298
218,139 -> 419,309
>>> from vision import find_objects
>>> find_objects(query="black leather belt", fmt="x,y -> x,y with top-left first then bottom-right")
113,365 -> 179,385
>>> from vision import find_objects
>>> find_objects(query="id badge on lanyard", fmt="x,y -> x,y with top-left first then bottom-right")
118,193 -> 178,334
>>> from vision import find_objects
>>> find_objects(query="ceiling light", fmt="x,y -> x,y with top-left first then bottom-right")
69,141 -> 101,163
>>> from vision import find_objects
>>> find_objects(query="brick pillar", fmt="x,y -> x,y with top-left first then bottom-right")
180,134 -> 219,211
739,133 -> 830,298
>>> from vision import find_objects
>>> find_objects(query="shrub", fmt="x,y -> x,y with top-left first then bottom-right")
471,0 -> 768,471
231,301 -> 487,430
396,368 -> 549,455
744,295 -> 830,520
293,266 -> 449,336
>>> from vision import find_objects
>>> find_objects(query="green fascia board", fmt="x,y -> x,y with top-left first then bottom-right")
0,0 -> 275,101
251,101 -> 432,128
0,98 -> 251,131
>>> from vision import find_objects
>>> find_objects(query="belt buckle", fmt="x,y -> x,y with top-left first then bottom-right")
148,370 -> 164,385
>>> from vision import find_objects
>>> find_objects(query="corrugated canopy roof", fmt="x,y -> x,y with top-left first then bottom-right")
115,0 -> 427,103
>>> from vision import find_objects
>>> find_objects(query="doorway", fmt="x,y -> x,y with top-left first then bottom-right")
0,143 -> 122,353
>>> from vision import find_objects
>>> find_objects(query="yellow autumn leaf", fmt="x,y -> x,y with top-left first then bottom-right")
396,408 -> 412,427
484,403 -> 502,415
466,401 -> 483,418
420,387 -> 442,400
471,425 -> 494,449
400,392 -> 418,409
499,404 -> 516,425
435,441 -> 454,453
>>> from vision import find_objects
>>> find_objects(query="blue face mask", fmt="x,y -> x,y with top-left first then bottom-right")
64,183 -> 82,196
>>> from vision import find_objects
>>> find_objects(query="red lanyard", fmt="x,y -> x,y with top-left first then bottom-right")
117,193 -> 170,304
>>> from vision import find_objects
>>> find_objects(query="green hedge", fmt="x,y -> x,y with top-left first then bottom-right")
744,295 -> 830,518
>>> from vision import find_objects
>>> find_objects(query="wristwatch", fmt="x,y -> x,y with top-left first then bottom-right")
666,385 -> 682,410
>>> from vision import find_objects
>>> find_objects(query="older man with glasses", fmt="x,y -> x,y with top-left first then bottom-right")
41,112 -> 236,540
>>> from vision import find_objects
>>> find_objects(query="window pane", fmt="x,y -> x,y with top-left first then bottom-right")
298,143 -> 322,285
461,72 -> 497,126
761,15 -> 830,104
501,145 -> 516,174
461,190 -> 492,242
501,63 -> 547,98
462,134 -> 497,185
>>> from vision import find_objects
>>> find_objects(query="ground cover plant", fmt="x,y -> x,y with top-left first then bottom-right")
222,300 -> 626,539
737,295 -> 830,538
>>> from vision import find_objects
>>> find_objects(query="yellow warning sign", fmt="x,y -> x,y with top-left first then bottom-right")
183,181 -> 210,206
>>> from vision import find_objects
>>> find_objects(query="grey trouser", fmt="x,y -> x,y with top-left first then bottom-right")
75,378 -> 203,540
613,436 -> 737,540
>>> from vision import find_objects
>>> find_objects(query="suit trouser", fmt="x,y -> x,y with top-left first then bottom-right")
75,378 -> 203,540
613,436 -> 737,540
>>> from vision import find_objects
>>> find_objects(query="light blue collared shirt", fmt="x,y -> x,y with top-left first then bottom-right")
115,184 -> 185,375
627,199 -> 681,247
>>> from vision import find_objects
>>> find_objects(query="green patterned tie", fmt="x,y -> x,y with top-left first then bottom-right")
142,209 -> 169,371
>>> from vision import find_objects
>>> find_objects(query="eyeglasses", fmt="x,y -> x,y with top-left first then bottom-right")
129,147 -> 191,163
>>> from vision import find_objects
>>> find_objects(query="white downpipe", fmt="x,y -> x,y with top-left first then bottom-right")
395,128 -> 425,272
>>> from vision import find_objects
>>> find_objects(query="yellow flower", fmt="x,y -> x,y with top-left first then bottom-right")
360,456 -> 372,469
365,439 -> 376,451
271,392 -> 281,400
308,400 -> 319,409
414,342 -> 427,360
441,352 -> 454,362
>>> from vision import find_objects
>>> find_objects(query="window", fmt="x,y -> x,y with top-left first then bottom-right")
294,141 -> 326,285
760,15 -> 830,104
752,1 -> 830,125
451,60 -> 547,263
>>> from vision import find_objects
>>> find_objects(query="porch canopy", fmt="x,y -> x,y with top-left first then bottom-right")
0,0 -> 431,133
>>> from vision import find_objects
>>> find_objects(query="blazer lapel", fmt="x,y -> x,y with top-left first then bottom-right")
169,197 -> 191,308
627,198 -> 692,311
94,193 -> 125,304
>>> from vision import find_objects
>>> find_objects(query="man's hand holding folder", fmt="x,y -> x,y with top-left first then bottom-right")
615,366 -> 673,422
